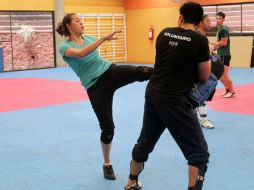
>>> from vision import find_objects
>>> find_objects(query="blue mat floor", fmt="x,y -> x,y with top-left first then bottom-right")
0,67 -> 254,190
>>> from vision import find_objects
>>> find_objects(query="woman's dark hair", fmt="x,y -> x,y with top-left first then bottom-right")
180,2 -> 204,26
202,15 -> 208,21
56,13 -> 76,36
216,12 -> 225,19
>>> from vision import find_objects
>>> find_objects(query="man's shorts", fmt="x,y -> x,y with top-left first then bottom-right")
220,55 -> 231,66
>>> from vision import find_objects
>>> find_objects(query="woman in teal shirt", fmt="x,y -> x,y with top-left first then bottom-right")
57,13 -> 153,180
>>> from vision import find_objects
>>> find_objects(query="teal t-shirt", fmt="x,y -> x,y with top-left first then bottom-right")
59,35 -> 111,89
216,25 -> 230,56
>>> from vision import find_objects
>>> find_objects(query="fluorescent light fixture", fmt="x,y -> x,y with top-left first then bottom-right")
170,0 -> 186,3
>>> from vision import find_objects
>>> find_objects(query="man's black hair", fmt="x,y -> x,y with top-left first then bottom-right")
180,2 -> 204,25
216,12 -> 225,19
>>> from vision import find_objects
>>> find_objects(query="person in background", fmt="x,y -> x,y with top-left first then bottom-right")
214,12 -> 236,98
56,13 -> 153,181
124,2 -> 210,190
196,15 -> 215,129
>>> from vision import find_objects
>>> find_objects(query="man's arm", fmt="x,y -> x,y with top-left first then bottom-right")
198,36 -> 211,81
198,60 -> 211,81
214,27 -> 229,49
214,37 -> 228,49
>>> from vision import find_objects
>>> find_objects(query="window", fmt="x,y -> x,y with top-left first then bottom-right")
0,11 -> 55,71
0,12 -> 12,71
203,3 -> 254,35
218,4 -> 241,33
242,3 -> 254,34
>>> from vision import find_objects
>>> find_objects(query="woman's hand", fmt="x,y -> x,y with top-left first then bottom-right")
102,30 -> 122,41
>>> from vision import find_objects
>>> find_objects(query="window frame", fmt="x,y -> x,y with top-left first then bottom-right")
0,10 -> 56,71
203,2 -> 254,36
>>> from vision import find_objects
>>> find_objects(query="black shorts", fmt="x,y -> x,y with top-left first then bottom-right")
220,55 -> 231,66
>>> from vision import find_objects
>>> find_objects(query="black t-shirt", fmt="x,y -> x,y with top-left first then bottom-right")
146,27 -> 210,105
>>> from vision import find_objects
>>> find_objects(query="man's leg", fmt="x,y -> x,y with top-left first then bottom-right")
125,160 -> 144,190
222,65 -> 236,98
125,98 -> 166,190
189,165 -> 199,186
158,102 -> 209,190
188,164 -> 208,190
220,56 -> 236,98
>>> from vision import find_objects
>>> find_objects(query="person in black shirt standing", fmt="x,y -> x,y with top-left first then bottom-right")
124,2 -> 211,190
